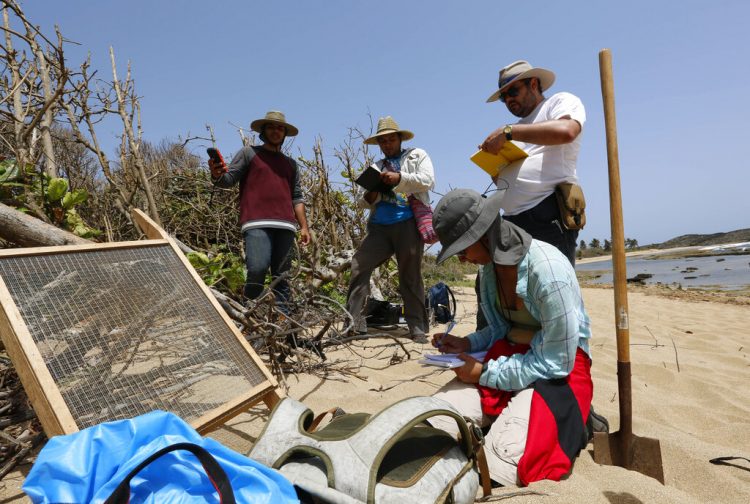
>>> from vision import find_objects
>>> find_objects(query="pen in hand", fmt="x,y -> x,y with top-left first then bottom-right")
436,319 -> 456,350
444,319 -> 456,336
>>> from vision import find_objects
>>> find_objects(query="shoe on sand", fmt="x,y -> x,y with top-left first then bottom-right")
411,333 -> 429,344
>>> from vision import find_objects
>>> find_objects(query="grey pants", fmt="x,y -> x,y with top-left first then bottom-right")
346,219 -> 428,336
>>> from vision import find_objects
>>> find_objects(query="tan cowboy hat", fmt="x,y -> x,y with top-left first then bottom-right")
364,116 -> 414,145
250,110 -> 299,136
486,60 -> 556,103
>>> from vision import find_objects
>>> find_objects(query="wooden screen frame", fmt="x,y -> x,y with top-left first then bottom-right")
0,209 -> 281,436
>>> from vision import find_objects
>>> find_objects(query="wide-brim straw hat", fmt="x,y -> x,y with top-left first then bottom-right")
434,188 -> 531,266
364,116 -> 414,145
250,110 -> 299,137
486,60 -> 556,103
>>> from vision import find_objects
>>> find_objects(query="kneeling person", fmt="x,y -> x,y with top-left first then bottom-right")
429,189 -> 593,486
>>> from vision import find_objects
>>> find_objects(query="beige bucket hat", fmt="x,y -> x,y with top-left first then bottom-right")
250,110 -> 299,136
364,116 -> 414,145
434,188 -> 531,266
486,60 -> 556,103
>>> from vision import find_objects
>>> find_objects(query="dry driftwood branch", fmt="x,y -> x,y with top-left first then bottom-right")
109,47 -> 161,226
0,201 -> 89,246
0,431 -> 44,480
1,1 -> 70,177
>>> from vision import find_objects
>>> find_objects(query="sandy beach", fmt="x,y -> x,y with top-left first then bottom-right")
224,285 -> 747,504
2,285 -> 748,503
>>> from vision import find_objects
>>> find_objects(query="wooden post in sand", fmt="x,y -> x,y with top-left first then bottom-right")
593,48 -> 665,483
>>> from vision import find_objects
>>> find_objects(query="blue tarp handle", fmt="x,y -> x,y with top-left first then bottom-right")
103,442 -> 236,504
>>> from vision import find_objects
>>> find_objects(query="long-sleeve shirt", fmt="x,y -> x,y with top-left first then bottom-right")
357,147 -> 435,211
212,146 -> 303,232
468,240 -> 592,391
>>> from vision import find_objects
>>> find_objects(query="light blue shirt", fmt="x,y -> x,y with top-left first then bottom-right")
468,240 -> 592,391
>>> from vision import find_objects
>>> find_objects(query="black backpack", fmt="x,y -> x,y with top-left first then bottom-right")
365,298 -> 402,326
427,282 -> 456,324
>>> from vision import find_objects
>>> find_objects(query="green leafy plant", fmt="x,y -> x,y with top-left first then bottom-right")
1,161 -> 101,238
187,249 -> 246,294
45,176 -> 100,238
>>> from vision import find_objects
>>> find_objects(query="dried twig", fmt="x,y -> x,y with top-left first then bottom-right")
0,432 -> 45,480
476,489 -> 550,501
671,337 -> 681,372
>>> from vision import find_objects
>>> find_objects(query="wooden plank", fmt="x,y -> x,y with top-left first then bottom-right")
0,239 -> 168,258
193,384 -> 284,435
132,209 -> 169,240
0,276 -> 78,436
262,389 -> 284,410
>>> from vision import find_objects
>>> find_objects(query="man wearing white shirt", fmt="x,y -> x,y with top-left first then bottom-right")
480,60 -> 585,265
479,64 -> 608,440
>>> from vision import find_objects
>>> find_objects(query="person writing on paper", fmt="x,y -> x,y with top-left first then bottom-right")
346,116 -> 435,342
480,60 -> 585,265
428,189 -> 593,487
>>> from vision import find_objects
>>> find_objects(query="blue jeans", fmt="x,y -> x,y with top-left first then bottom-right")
243,227 -> 296,311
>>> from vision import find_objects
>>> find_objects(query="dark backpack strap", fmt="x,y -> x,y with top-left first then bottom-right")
103,442 -> 236,504
463,418 -> 492,497
446,285 -> 457,321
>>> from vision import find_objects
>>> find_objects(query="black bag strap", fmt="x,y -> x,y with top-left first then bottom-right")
103,442 -> 236,504
445,285 -> 457,320
709,456 -> 750,472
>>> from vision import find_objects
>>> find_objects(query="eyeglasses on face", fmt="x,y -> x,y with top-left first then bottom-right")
499,79 -> 530,102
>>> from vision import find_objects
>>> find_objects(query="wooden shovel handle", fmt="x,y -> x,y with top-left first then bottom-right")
599,49 -> 630,364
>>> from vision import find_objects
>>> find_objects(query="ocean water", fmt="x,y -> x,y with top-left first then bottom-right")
576,254 -> 750,291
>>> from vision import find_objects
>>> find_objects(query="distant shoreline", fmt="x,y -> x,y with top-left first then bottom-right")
576,245 -> 701,265
577,244 -> 750,265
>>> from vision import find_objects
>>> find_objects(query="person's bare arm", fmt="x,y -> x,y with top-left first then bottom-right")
294,202 -> 311,246
481,117 -> 582,154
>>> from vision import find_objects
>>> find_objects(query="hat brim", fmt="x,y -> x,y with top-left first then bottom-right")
485,68 -> 556,103
435,189 -> 506,264
250,119 -> 299,137
364,129 -> 415,145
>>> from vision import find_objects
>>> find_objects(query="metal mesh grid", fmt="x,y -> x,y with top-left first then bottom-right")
0,244 -> 268,429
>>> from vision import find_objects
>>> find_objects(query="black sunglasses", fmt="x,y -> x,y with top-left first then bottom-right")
499,80 -> 530,102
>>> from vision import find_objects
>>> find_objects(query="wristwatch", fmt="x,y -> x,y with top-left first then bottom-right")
502,124 -> 513,141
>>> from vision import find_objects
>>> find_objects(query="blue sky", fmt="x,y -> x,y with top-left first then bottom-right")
22,0 -> 750,245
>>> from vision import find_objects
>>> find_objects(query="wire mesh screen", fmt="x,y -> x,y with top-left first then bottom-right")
0,244 -> 268,429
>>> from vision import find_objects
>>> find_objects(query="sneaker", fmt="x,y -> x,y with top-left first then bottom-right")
586,406 -> 610,441
346,329 -> 368,338
411,333 -> 429,344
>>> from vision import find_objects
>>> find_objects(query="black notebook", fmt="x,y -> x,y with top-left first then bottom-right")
355,166 -> 391,193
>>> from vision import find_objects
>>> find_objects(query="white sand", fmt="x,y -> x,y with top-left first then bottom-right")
3,286 -> 748,503
217,286 -> 750,503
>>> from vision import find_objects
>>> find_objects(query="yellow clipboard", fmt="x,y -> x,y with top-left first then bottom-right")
470,141 -> 528,178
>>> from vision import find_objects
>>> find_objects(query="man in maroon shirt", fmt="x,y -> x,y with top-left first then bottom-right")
209,110 -> 310,311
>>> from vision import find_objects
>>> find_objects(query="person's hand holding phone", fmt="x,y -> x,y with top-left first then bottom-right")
207,148 -> 227,178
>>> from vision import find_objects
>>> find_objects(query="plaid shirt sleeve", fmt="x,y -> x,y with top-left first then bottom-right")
476,241 -> 591,391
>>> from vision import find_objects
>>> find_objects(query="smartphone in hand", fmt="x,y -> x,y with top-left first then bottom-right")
207,147 -> 225,166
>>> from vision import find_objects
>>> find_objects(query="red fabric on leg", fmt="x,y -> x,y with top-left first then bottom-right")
476,340 -> 530,416
517,349 -> 593,485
